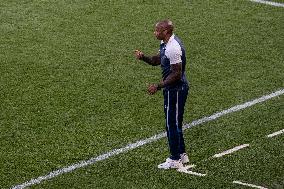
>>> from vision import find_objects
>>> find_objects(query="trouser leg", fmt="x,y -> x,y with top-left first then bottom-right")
163,88 -> 188,160
177,88 -> 188,154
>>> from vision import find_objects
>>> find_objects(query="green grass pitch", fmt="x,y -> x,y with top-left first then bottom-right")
0,0 -> 283,188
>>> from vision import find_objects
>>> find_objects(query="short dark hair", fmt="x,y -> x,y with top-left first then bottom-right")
156,19 -> 174,35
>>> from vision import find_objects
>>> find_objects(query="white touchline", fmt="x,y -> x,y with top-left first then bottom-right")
182,164 -> 196,169
267,129 -> 284,138
183,88 -> 284,130
213,144 -> 250,158
178,170 -> 207,177
177,164 -> 207,177
11,88 -> 284,189
233,181 -> 268,189
250,0 -> 284,7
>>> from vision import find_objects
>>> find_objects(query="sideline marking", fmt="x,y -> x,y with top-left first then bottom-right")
178,169 -> 207,177
250,0 -> 284,7
213,144 -> 250,158
11,88 -> 284,189
183,89 -> 284,130
267,129 -> 284,138
182,164 -> 196,169
233,181 -> 268,189
177,164 -> 206,177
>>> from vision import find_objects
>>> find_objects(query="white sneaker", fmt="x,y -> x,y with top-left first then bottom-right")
180,153 -> 189,164
158,158 -> 183,169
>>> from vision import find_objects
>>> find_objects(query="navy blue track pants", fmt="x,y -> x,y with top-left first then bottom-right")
163,87 -> 188,160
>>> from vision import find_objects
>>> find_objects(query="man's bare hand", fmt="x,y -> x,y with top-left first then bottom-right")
147,84 -> 158,95
134,50 -> 144,60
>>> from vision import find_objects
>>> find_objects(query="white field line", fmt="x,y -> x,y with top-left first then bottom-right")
11,88 -> 284,189
250,0 -> 284,7
267,129 -> 284,138
183,164 -> 196,169
178,164 -> 207,176
178,169 -> 207,177
183,89 -> 284,130
213,144 -> 250,158
233,181 -> 268,189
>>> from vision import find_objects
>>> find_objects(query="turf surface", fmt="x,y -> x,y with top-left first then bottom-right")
0,0 -> 283,188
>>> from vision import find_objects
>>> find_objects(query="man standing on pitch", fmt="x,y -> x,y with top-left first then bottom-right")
134,20 -> 189,169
